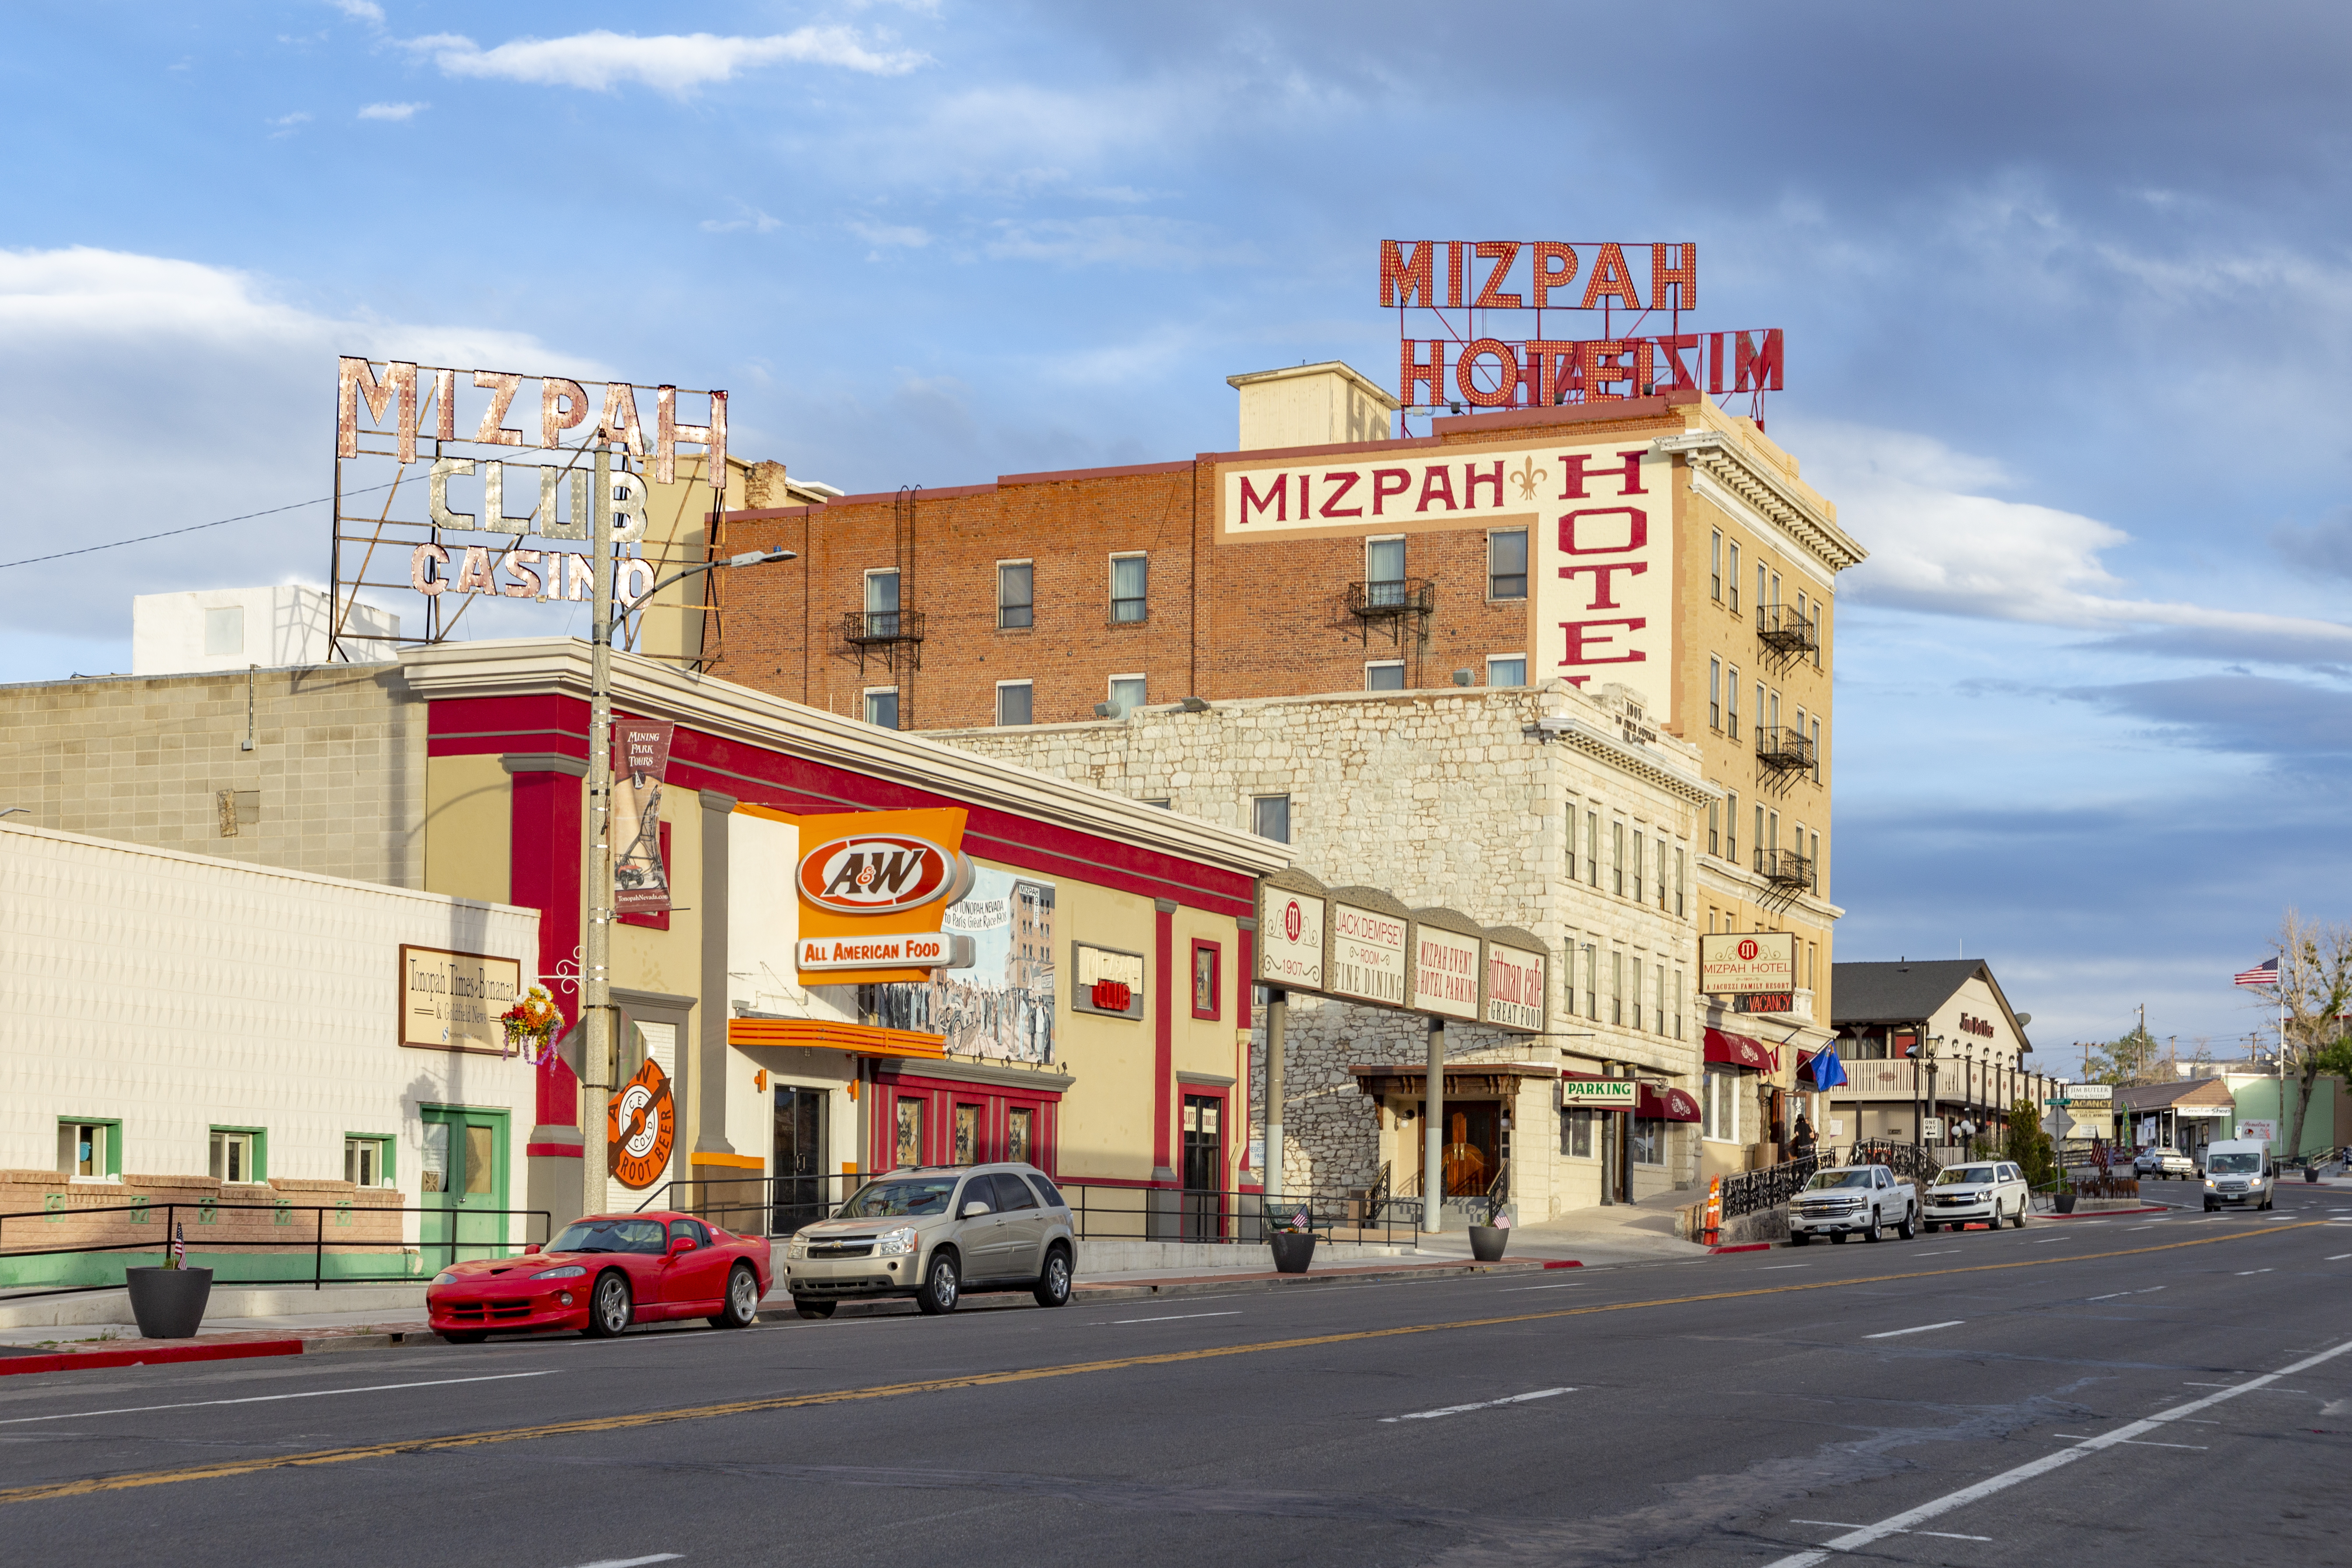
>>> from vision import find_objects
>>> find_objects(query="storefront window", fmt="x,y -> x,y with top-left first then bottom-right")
1560,1107 -> 1594,1158
1008,1107 -> 1034,1165
1631,1118 -> 1665,1166
895,1099 -> 925,1168
954,1104 -> 981,1164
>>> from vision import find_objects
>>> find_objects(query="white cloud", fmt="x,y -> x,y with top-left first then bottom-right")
847,219 -> 930,249
1804,420 -> 2352,653
703,206 -> 782,235
981,216 -> 1255,270
265,112 -> 311,137
409,28 -> 927,95
330,0 -> 385,21
356,101 -> 426,121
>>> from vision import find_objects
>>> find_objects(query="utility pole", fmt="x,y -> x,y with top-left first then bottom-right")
580,446 -> 616,1226
1422,1018 -> 1445,1234
1262,990 -> 1287,1207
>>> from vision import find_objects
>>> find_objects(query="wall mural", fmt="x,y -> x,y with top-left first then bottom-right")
863,866 -> 1056,1063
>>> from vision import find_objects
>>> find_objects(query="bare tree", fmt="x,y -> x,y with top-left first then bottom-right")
2081,1022 -> 2162,1087
2246,910 -> 2352,1161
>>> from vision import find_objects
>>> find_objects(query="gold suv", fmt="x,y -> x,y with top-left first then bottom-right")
780,1163 -> 1077,1318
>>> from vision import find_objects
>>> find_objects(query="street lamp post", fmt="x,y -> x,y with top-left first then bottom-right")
578,475 -> 795,1224
1923,1034 -> 1942,1155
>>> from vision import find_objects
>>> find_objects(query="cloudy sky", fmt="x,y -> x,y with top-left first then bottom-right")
6,2 -> 2348,1065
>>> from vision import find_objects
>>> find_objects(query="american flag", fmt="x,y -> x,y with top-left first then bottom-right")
2233,957 -> 2279,988
171,1222 -> 186,1268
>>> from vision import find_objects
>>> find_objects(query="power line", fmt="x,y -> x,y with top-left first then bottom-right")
0,481 -> 404,570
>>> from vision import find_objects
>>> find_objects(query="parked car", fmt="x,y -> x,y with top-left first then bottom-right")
1789,1163 -> 1916,1245
780,1162 -> 1077,1317
427,1211 -> 770,1343
1921,1160 -> 2029,1232
2135,1146 -> 2197,1178
2200,1139 -> 2274,1211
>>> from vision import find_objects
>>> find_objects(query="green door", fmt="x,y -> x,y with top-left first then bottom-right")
420,1107 -> 510,1270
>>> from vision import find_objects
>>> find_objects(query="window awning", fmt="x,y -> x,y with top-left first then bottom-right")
1636,1081 -> 1701,1122
1704,1026 -> 1777,1072
727,1016 -> 946,1061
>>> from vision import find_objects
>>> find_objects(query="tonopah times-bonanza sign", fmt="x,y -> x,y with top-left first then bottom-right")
1214,439 -> 1672,718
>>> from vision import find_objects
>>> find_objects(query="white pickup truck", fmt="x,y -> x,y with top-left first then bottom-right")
1789,1163 -> 1917,1245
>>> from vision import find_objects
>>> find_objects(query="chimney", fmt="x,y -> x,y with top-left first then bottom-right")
1225,361 -> 1398,450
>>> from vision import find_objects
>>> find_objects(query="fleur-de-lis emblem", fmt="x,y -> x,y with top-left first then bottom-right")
1511,455 -> 1547,500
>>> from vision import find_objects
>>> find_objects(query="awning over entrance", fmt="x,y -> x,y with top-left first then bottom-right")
1636,1081 -> 1701,1122
728,1016 -> 946,1061
1348,1062 -> 1557,1101
1703,1026 -> 1776,1072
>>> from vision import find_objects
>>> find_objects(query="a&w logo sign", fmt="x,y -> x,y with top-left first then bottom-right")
797,833 -> 958,915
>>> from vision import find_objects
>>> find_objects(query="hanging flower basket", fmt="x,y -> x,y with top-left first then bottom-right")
499,986 -> 564,1064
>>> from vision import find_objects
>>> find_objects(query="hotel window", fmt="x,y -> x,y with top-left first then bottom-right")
1703,1069 -> 1741,1143
1487,654 -> 1526,687
1366,660 -> 1406,691
1364,536 -> 1407,606
1757,564 -> 1769,618
1707,798 -> 1720,858
1804,942 -> 1816,992
1110,552 -> 1149,623
1586,811 -> 1600,887
1755,682 -> 1766,737
1564,799 -> 1579,881
1768,689 -> 1780,731
862,568 -> 900,637
1769,570 -> 1781,613
1811,830 -> 1821,893
997,561 -> 1034,629
1796,589 -> 1809,638
1631,1116 -> 1665,1166
209,1127 -> 264,1184
1727,542 -> 1740,612
1631,830 -> 1645,904
1710,530 -> 1722,601
1655,966 -> 1666,1036
1674,846 -> 1687,916
1630,956 -> 1643,1031
1709,658 -> 1722,730
996,681 -> 1033,727
863,688 -> 900,729
345,1135 -> 393,1188
1561,1107 -> 1594,1159
1672,969 -> 1684,1040
1816,601 -> 1827,666
1812,718 -> 1823,783
1757,805 -> 1768,867
1107,674 -> 1146,717
1582,943 -> 1598,1020
1252,794 -> 1291,844
1725,791 -> 1739,865
1612,821 -> 1626,896
60,1120 -> 119,1180
1488,528 -> 1528,600
1726,666 -> 1741,740
1656,838 -> 1669,911
1610,950 -> 1624,1025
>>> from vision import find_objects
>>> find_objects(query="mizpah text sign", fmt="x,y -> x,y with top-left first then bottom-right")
1377,241 -> 1782,415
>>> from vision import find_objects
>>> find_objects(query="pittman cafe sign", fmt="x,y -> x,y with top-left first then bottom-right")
1252,869 -> 1547,1036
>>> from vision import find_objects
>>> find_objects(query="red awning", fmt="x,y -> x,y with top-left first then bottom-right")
1704,1027 -> 1776,1072
1636,1081 -> 1701,1122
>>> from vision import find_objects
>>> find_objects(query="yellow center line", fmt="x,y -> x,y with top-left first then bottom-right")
3,1220 -> 2321,1508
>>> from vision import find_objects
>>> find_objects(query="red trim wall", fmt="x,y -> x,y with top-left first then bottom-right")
1189,938 -> 1222,1021
871,1072 -> 1062,1176
507,761 -> 583,1128
1153,904 -> 1174,1175
1235,927 -> 1254,1172
428,694 -> 1256,919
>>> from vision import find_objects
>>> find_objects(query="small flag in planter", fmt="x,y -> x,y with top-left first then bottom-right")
171,1223 -> 186,1269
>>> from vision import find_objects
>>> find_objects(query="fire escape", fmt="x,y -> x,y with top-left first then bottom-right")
1345,577 -> 1437,684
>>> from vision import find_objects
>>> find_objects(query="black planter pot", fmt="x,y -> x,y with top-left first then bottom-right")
2305,1167 -> 2320,1184
2054,1193 -> 2078,1215
1468,1224 -> 1510,1262
125,1266 -> 212,1339
1268,1231 -> 1316,1274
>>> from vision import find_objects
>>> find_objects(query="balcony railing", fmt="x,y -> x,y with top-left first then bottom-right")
1757,602 -> 1819,657
1347,577 -> 1436,617
1754,846 -> 1812,891
843,608 -> 925,646
1754,725 -> 1815,774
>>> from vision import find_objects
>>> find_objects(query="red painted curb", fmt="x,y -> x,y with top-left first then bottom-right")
0,1339 -> 304,1378
1710,1242 -> 1773,1254
1540,1259 -> 1584,1269
2041,1206 -> 2170,1220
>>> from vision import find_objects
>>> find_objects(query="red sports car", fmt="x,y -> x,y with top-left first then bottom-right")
427,1211 -> 770,1343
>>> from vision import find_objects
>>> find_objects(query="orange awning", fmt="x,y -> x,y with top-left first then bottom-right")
727,1017 -> 946,1061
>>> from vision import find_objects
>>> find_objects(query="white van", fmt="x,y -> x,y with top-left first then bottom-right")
2200,1139 -> 2272,1211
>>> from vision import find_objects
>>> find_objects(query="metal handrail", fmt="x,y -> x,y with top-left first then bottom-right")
0,1201 -> 553,1302
1345,578 -> 1437,616
1722,1152 -> 1825,1219
842,608 -> 925,644
1752,726 -> 1816,773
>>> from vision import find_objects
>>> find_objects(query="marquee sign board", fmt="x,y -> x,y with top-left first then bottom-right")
1699,932 -> 1797,996
1257,879 -> 1327,993
1411,924 -> 1482,1021
1327,898 -> 1408,1007
329,356 -> 730,664
399,944 -> 522,1055
1483,934 -> 1548,1034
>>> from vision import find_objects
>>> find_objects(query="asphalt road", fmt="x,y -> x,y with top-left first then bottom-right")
3,1182 -> 2346,1568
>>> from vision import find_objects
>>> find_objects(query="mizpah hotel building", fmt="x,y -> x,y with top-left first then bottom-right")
702,336 -> 1868,1211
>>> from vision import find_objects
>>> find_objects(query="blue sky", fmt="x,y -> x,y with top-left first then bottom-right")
5,1 -> 2349,1065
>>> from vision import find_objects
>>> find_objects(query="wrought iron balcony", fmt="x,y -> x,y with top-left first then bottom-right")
1757,602 -> 1818,657
1754,847 -> 1813,891
1754,725 -> 1815,774
842,608 -> 925,647
1347,577 -> 1436,618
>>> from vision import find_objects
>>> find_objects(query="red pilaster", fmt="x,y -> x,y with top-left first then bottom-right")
1153,900 -> 1176,1179
509,766 -> 584,1129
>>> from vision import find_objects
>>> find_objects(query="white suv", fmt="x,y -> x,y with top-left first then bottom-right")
1923,1160 -> 2029,1232
1789,1164 -> 1917,1245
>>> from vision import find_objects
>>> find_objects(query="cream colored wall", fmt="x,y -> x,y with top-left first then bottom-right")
422,754 -> 513,907
612,791 -> 700,1001
1050,877 -> 1161,1182
631,454 -> 749,669
1234,365 -> 1396,450
1170,907 -> 1246,1189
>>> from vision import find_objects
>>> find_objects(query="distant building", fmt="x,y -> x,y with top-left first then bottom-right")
132,584 -> 398,675
1828,960 -> 2046,1147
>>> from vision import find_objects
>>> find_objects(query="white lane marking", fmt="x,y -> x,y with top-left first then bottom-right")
2030,1238 -> 2066,1245
1499,1283 -> 1584,1292
2053,1434 -> 2208,1450
566,1557 -> 684,1568
2086,1292 -> 2130,1301
1382,1387 -> 1572,1422
2327,1254 -> 2352,1262
1103,1311 -> 1241,1325
2186,1382 -> 2305,1392
0,1370 -> 559,1426
1789,1522 -> 1992,1542
1759,1336 -> 2352,1568
1760,1265 -> 1809,1271
2235,1269 -> 2275,1276
1865,1320 -> 1965,1340
1909,1250 -> 1959,1258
